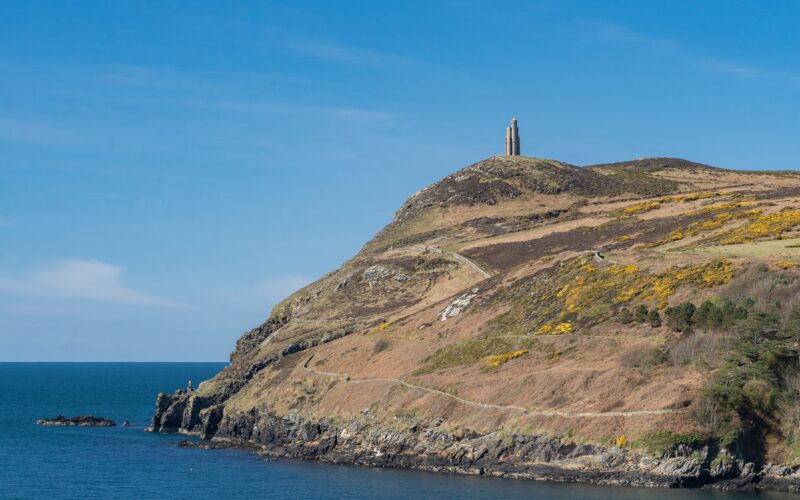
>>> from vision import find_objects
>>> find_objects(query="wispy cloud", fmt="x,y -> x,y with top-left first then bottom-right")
202,274 -> 314,308
579,19 -> 790,83
581,20 -> 678,51
92,64 -> 394,122
692,58 -> 765,78
94,64 -> 340,91
0,259 -> 175,306
95,65 -> 206,88
252,275 -> 313,303
285,39 -> 429,68
0,119 -> 87,146
207,100 -> 393,122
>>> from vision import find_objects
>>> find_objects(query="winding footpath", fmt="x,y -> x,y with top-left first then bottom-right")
449,251 -> 492,279
302,356 -> 678,419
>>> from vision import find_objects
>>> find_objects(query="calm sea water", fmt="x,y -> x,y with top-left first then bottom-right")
0,363 -> 792,499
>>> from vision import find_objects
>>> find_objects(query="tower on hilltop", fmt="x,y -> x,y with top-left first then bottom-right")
505,118 -> 520,156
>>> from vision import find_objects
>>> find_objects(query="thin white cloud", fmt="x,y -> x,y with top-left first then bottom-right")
96,65 -> 200,87
94,64 -> 341,91
0,259 -> 174,306
197,275 -> 314,311
579,19 -> 791,83
0,119 -> 87,146
581,20 -> 678,51
692,58 -> 764,78
207,100 -> 393,122
252,275 -> 313,303
285,39 -> 429,68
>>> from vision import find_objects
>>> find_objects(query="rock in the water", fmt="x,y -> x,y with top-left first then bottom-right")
122,420 -> 132,427
36,415 -> 117,427
176,439 -> 227,449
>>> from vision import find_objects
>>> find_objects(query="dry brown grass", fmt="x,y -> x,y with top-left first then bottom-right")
199,161 -> 800,454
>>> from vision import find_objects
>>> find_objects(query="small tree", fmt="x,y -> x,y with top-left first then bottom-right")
648,309 -> 662,328
693,299 -> 747,330
692,300 -> 716,328
617,307 -> 633,324
665,302 -> 696,332
635,304 -> 649,323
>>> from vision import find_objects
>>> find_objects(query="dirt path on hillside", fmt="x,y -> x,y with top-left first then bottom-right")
302,356 -> 678,419
449,251 -> 492,279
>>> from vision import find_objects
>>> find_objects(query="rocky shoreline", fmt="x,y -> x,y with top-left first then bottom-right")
149,391 -> 800,492
37,415 -> 117,427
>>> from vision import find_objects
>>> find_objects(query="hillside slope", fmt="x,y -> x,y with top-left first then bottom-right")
150,155 -> 800,490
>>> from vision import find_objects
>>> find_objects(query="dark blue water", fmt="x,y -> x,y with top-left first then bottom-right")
0,363 -> 791,499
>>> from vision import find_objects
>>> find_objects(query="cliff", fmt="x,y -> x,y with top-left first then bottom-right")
150,155 -> 800,491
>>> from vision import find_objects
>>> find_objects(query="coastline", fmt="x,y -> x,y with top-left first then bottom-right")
150,392 -> 800,493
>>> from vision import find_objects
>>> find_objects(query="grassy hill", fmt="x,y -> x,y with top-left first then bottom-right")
150,155 -> 800,491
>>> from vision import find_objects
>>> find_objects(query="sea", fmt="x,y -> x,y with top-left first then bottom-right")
0,362 -> 793,499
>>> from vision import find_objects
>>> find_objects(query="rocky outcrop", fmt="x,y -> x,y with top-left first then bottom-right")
36,415 -> 116,427
149,390 -> 209,433
147,399 -> 800,491
439,287 -> 479,321
232,314 -> 288,363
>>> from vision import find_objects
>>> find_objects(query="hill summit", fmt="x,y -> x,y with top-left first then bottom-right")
150,156 -> 800,491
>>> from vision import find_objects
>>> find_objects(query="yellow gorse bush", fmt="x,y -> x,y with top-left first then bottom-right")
376,322 -> 391,331
718,209 -> 800,245
481,350 -> 529,368
648,207 -> 761,246
535,322 -> 573,335
616,435 -> 626,448
555,322 -> 573,334
694,200 -> 756,213
671,191 -> 721,202
489,256 -> 737,340
551,258 -> 735,314
776,262 -> 800,270
620,191 -> 723,216
622,201 -> 662,215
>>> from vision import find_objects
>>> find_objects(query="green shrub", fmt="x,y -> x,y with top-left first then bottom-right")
415,336 -> 533,374
648,310 -> 662,327
781,303 -> 800,339
692,300 -> 716,327
637,431 -> 708,454
742,379 -> 776,412
692,299 -> 748,329
617,307 -> 633,324
665,302 -> 696,332
697,308 -> 798,442
635,304 -> 649,323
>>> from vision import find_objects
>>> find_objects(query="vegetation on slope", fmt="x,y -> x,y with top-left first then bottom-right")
165,155 -> 800,482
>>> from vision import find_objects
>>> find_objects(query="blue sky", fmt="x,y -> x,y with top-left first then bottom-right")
1,1 -> 798,361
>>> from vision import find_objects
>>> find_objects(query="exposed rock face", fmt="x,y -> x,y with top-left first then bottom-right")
37,415 -> 116,427
439,287 -> 479,321
148,401 -> 800,491
150,155 -> 800,491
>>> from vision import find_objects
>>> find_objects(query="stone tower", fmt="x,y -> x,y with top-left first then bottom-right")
505,118 -> 520,156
